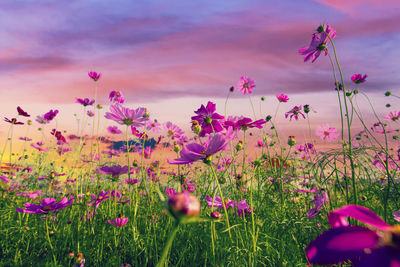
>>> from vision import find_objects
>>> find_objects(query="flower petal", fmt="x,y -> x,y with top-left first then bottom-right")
306,226 -> 379,265
354,246 -> 400,267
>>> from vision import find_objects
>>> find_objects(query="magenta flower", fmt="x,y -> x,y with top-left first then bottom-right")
146,120 -> 161,133
351,73 -> 367,84
31,142 -> 48,152
168,131 -> 232,165
107,126 -> 121,134
182,180 -> 197,192
88,71 -> 101,82
125,178 -> 139,185
206,195 -> 234,209
394,210 -> 400,222
76,98 -> 95,107
17,106 -> 30,117
285,106 -> 306,120
16,197 -> 73,214
237,76 -> 255,95
4,117 -> 24,125
166,188 -> 177,197
107,217 -> 128,227
0,175 -> 10,183
168,191 -> 201,217
104,104 -> 148,127
16,190 -> 42,199
223,117 -> 266,131
88,190 -> 110,209
98,165 -> 129,179
306,205 -> 400,266
315,124 -> 340,142
191,101 -> 225,137
87,110 -> 94,117
51,129 -> 67,145
308,191 -> 329,219
109,90 -> 124,104
276,94 -> 289,103
164,121 -> 184,139
19,137 -> 32,141
299,24 -> 336,63
384,111 -> 400,122
44,109 -> 59,122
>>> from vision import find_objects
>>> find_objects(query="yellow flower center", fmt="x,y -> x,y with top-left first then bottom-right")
42,205 -> 53,211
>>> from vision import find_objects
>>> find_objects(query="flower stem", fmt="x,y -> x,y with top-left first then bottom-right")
156,222 -> 180,267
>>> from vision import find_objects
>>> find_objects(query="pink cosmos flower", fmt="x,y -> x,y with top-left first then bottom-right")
206,195 -> 234,209
0,175 -> 9,183
182,180 -> 197,192
384,111 -> 400,122
285,106 -> 306,120
167,131 -> 233,165
19,137 -> 32,141
191,101 -> 225,137
299,24 -> 336,63
16,190 -> 42,199
31,142 -> 48,152
107,126 -> 121,134
16,197 -> 73,214
98,165 -> 129,179
315,124 -> 340,142
306,205 -> 400,266
276,94 -> 289,103
125,178 -> 139,185
109,90 -> 124,104
88,71 -> 101,82
393,210 -> 400,222
76,98 -> 95,106
104,104 -> 148,127
146,120 -> 161,133
351,73 -> 367,84
237,76 -> 255,95
164,121 -> 184,139
107,217 -> 128,227
44,109 -> 59,122
223,117 -> 266,131
166,188 -> 177,197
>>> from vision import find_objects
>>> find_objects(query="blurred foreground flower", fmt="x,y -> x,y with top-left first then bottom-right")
316,124 -> 340,142
105,104 -> 148,127
306,205 -> 400,266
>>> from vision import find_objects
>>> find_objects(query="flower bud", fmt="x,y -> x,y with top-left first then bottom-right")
304,104 -> 310,114
346,91 -> 352,96
386,104 -> 391,108
261,96 -> 265,101
191,120 -> 202,135
288,136 -> 296,146
173,142 -> 181,153
96,104 -> 103,109
210,211 -> 222,219
27,120 -> 32,125
236,141 -> 243,151
353,89 -> 358,95
385,91 -> 392,96
168,191 -> 200,218
229,86 -> 235,92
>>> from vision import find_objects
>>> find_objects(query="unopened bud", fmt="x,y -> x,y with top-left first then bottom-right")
168,191 -> 200,219
288,136 -> 296,146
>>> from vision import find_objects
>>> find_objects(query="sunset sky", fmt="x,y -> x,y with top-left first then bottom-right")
1,0 -> 399,145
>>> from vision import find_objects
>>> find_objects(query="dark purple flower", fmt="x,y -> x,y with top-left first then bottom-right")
98,165 -> 129,179
4,117 -> 24,125
51,129 -> 67,145
88,71 -> 101,82
191,101 -> 225,137
351,74 -> 367,84
299,24 -> 336,63
43,109 -> 59,122
76,98 -> 95,107
17,106 -> 30,117
306,205 -> 400,266
16,197 -> 73,214
168,131 -> 232,165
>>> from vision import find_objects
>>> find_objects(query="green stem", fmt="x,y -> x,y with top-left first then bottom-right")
156,222 -> 180,267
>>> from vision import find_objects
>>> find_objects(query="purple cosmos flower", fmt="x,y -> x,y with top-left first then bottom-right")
44,109 -> 59,122
108,217 -> 128,227
351,73 -> 367,84
107,126 -> 121,134
308,191 -> 329,219
88,190 -> 110,209
167,131 -> 232,165
223,117 -> 266,131
285,106 -> 306,121
87,110 -> 94,117
315,124 -> 340,142
19,137 -> 32,141
98,165 -> 129,179
191,101 -> 225,137
51,129 -> 67,145
206,195 -> 234,209
104,104 -> 148,127
394,210 -> 400,222
276,94 -> 289,103
76,98 -> 95,107
16,197 -> 73,214
306,205 -> 400,266
125,178 -> 139,185
17,106 -> 30,117
237,76 -> 255,95
88,71 -> 101,82
182,179 -> 197,192
299,24 -> 336,63
146,120 -> 161,133
4,117 -> 24,125
109,90 -> 124,104
164,121 -> 184,139
16,190 -> 42,199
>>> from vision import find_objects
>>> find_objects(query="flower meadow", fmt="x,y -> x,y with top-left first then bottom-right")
1,24 -> 400,266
